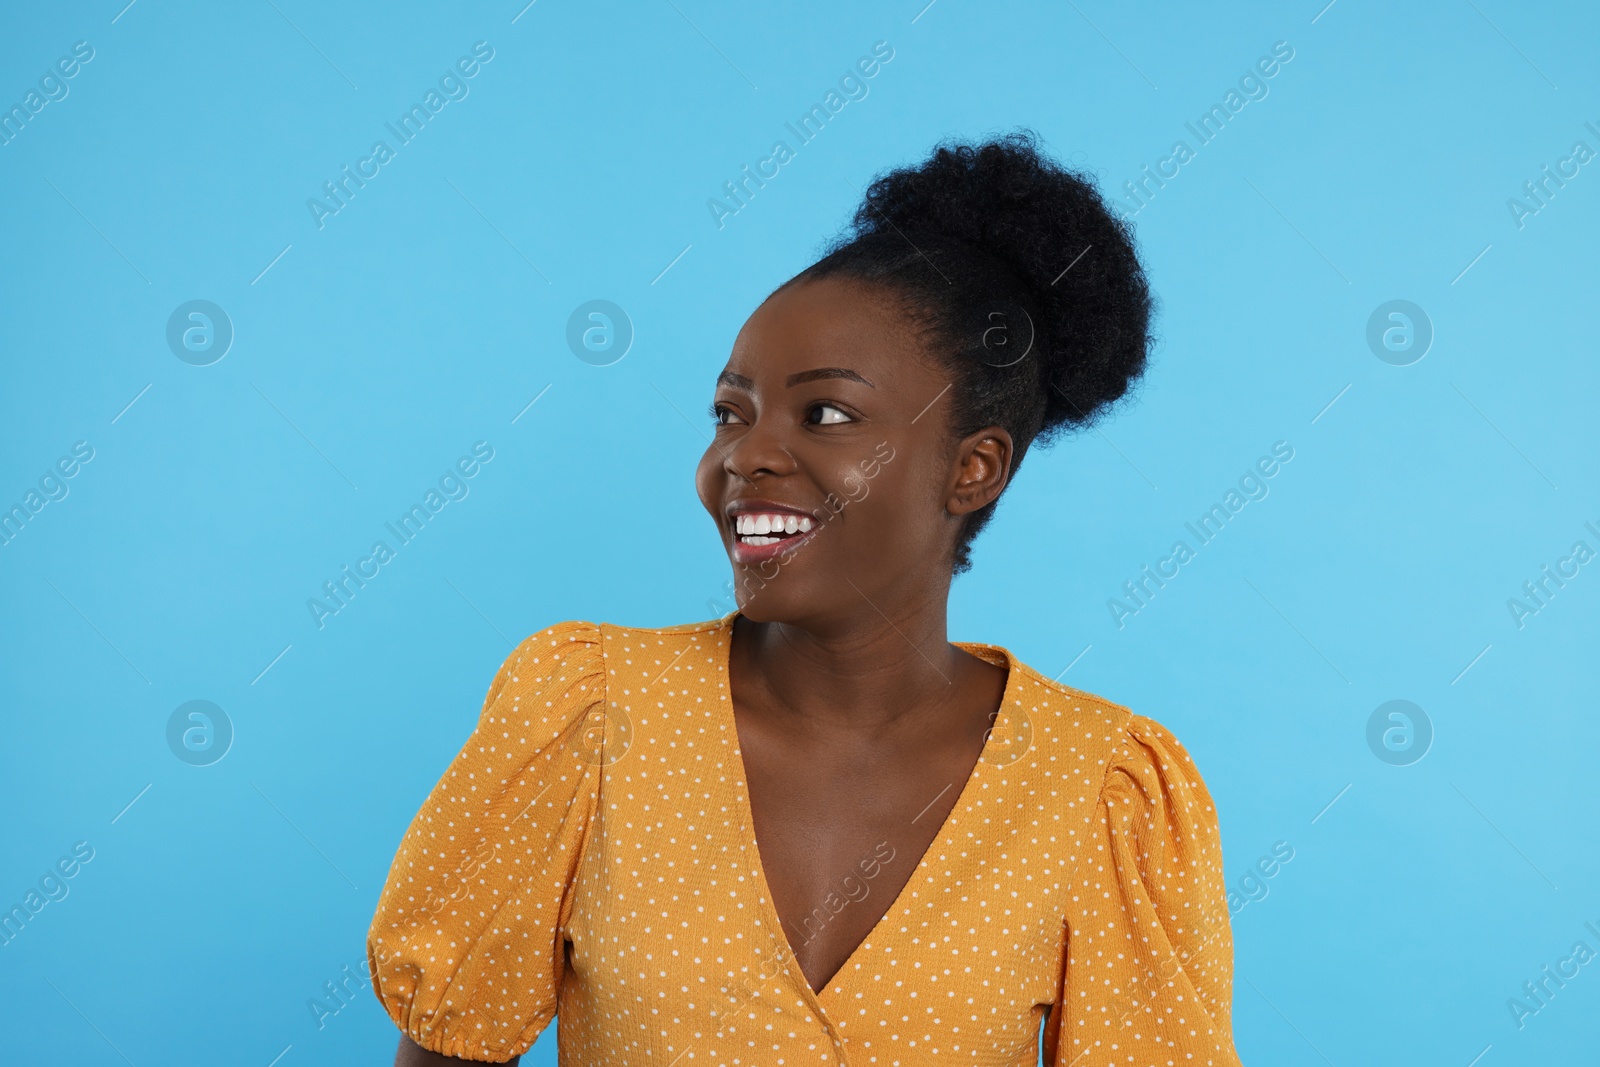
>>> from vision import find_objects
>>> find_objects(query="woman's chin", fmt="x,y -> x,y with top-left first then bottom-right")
731,586 -> 787,623
730,576 -> 815,624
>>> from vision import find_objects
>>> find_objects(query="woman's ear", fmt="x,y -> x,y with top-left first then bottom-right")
946,427 -> 1013,517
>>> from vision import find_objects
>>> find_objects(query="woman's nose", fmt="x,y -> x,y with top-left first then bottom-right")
723,414 -> 796,482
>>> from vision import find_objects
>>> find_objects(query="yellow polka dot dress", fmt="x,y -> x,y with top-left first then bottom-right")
367,616 -> 1243,1065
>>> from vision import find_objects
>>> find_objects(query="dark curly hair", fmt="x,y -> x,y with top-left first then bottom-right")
786,129 -> 1154,573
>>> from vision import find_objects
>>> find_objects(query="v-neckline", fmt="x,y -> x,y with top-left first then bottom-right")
710,611 -> 1020,1006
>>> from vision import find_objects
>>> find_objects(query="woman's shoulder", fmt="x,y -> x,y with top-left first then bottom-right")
491,619 -> 605,690
521,615 -> 734,659
514,614 -> 731,647
497,615 -> 731,696
972,642 -> 1135,736
988,646 -> 1210,788
593,614 -> 735,638
501,616 -> 727,666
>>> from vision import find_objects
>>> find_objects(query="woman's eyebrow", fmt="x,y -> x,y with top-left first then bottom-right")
716,370 -> 754,390
785,367 -> 875,388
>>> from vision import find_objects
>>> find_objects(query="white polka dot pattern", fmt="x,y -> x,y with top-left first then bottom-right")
367,616 -> 1243,1065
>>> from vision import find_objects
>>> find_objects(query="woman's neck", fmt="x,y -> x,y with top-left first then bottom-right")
728,593 -> 993,739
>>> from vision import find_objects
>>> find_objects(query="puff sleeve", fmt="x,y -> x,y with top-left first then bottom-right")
1045,715 -> 1243,1066
366,621 -> 606,1062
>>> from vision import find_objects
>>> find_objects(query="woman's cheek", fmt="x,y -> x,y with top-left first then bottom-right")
695,448 -> 724,520
842,470 -> 869,501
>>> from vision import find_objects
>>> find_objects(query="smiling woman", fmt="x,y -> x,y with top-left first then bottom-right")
367,130 -> 1244,1066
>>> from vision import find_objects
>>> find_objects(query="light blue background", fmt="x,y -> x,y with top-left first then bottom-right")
2,1 -> 1596,1064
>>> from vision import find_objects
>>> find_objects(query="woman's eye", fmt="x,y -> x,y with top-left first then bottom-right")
709,403 -> 745,426
809,404 -> 852,425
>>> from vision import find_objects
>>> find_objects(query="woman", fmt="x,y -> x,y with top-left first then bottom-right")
369,131 -> 1243,1066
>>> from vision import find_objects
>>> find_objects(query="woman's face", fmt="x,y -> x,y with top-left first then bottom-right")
695,276 -> 1010,626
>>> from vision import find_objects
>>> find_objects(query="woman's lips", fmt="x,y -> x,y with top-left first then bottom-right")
728,509 -> 821,565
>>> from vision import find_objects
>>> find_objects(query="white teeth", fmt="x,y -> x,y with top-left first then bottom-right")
732,510 -> 818,545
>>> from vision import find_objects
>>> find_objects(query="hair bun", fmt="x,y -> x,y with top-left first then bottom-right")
844,130 -> 1153,439
794,130 -> 1154,572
